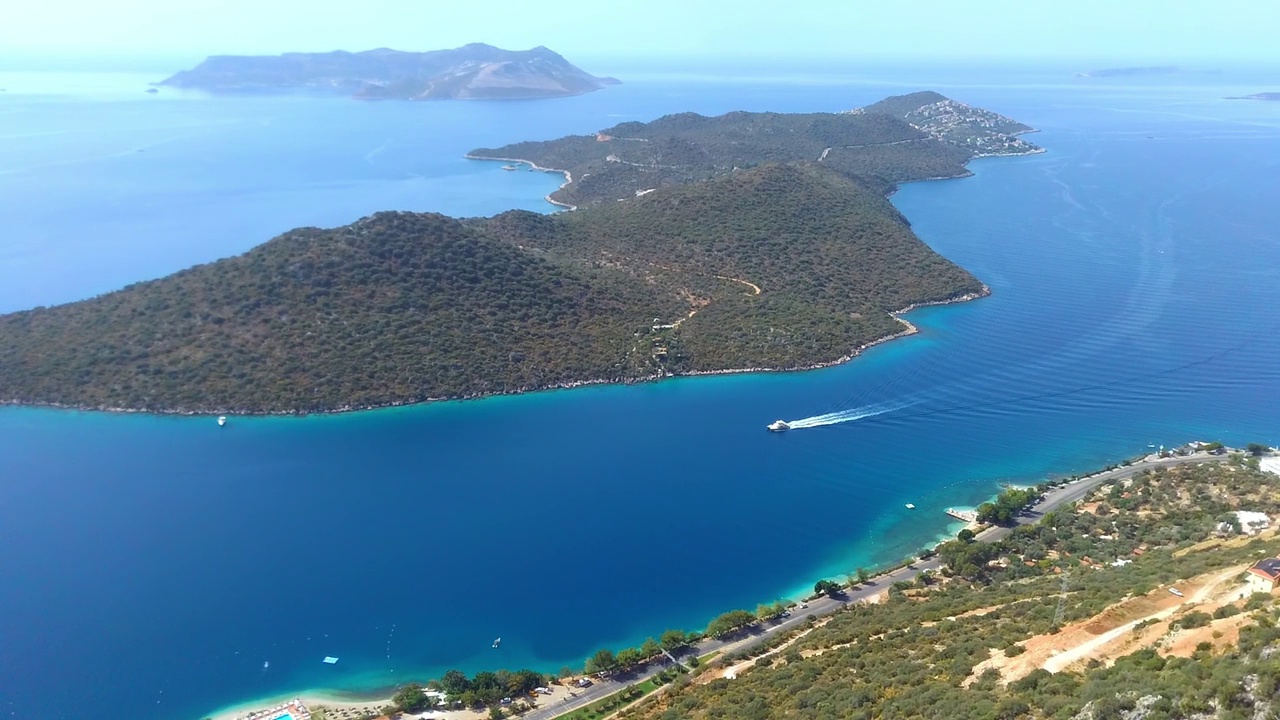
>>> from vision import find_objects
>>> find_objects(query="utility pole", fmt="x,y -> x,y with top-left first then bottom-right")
1053,567 -> 1071,628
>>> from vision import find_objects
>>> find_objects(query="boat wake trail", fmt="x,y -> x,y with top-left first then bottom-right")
784,399 -> 917,429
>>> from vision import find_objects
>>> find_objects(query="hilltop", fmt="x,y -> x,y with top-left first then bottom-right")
470,91 -> 1041,207
157,43 -> 619,100
853,90 -> 1039,157
0,93 -> 1030,414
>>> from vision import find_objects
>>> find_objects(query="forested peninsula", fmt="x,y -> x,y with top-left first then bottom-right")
0,92 -> 1038,414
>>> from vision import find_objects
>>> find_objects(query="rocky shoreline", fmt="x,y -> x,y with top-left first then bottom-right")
0,287 -> 990,418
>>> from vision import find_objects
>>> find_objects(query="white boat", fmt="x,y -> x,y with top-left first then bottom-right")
217,416 -> 227,427
767,420 -> 790,432
492,637 -> 502,649
905,503 -> 916,510
263,660 -> 270,669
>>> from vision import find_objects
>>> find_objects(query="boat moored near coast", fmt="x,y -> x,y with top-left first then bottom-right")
767,420 -> 790,432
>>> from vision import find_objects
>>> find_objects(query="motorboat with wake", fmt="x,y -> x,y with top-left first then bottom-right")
767,420 -> 790,432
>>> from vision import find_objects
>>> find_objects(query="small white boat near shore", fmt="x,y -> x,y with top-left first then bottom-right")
767,420 -> 790,432
217,416 -> 227,427
905,503 -> 915,509
492,637 -> 502,649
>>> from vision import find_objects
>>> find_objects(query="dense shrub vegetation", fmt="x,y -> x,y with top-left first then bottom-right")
620,461 -> 1280,720
0,213 -> 683,412
471,111 -> 927,207
0,164 -> 979,412
0,92 -> 1031,413
473,92 -> 1038,207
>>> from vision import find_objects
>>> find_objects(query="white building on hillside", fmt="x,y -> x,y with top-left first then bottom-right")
1237,510 -> 1272,535
1260,456 -> 1280,476
1215,510 -> 1271,536
1248,557 -> 1280,594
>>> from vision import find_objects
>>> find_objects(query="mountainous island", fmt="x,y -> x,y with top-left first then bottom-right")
0,92 -> 1039,414
157,43 -> 619,100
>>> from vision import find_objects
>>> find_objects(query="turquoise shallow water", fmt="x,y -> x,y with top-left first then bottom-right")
1,67 -> 1279,720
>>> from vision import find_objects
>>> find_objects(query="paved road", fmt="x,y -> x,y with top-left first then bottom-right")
526,453 -> 1224,719
984,452 -> 1223,542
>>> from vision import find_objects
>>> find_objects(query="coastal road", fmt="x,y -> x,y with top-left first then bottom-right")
526,452 -> 1225,719
982,451 -> 1225,543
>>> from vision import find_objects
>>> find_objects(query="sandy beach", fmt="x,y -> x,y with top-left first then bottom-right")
210,679 -> 592,720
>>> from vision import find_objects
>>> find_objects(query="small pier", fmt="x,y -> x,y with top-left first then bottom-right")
945,507 -> 978,523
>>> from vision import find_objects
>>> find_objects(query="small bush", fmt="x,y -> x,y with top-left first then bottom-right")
1245,593 -> 1273,611
1177,611 -> 1212,629
1213,604 -> 1241,619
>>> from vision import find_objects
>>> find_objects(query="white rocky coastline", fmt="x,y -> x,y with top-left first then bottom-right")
464,153 -> 578,210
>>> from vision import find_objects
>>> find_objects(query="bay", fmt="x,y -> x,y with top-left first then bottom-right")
1,66 -> 1279,720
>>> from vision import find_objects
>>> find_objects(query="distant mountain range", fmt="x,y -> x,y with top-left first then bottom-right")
1076,66 -> 1183,78
157,43 -> 620,100
1226,92 -> 1280,102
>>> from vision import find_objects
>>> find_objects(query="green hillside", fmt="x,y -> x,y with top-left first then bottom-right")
0,92 -> 1035,414
0,213 -> 683,412
0,164 -> 981,413
470,93 -> 1040,207
621,459 -> 1280,720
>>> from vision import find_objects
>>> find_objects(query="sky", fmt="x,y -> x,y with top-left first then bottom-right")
2,0 -> 1278,68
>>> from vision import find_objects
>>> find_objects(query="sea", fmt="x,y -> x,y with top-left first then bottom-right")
1,62 -> 1279,720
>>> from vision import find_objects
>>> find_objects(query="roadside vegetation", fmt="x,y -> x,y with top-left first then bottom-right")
614,459 -> 1280,720
315,453 -> 1280,720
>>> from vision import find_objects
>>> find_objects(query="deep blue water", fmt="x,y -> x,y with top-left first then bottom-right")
2,66 -> 1280,720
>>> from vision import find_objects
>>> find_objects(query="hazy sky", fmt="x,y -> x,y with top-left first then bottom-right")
4,0 -> 1277,65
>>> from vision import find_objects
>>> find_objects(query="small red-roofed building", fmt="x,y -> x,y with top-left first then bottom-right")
1247,556 -> 1280,594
